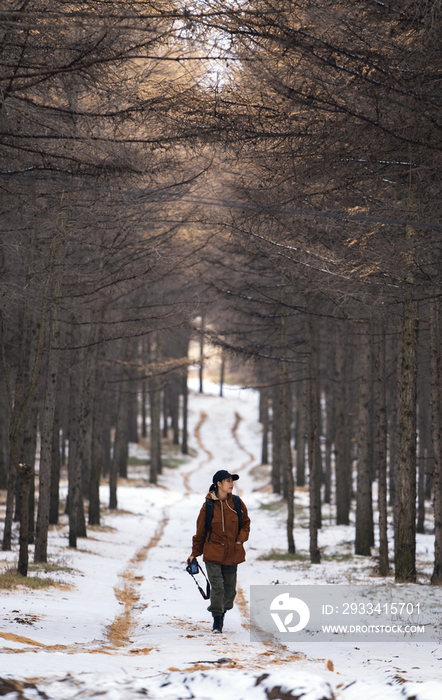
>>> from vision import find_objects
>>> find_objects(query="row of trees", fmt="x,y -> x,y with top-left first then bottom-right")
190,0 -> 442,582
0,1 -> 209,574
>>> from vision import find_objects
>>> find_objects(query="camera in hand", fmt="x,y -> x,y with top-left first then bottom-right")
186,558 -> 199,575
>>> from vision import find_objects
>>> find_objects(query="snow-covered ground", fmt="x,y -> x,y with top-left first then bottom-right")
1,378 -> 441,700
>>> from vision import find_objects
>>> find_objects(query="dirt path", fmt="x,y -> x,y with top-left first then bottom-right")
171,407 -> 306,673
102,407 -> 217,655
103,513 -> 168,651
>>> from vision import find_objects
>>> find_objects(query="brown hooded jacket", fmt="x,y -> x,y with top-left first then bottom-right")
191,491 -> 251,565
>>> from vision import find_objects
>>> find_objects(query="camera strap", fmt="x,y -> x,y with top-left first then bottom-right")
186,560 -> 211,600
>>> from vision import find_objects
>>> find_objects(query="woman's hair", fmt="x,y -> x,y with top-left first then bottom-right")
209,482 -> 218,494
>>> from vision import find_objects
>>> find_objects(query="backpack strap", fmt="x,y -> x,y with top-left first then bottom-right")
204,498 -> 214,542
232,494 -> 242,532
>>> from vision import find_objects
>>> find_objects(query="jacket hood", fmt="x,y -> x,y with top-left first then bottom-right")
206,491 -> 236,503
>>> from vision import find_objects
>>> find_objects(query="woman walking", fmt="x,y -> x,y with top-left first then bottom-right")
188,469 -> 251,633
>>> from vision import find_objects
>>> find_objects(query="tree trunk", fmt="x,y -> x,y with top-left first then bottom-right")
389,318 -> 402,562
181,370 -> 188,455
355,323 -> 374,556
271,380 -> 282,494
149,366 -> 162,484
417,402 -> 428,535
295,377 -> 306,487
0,378 -> 8,490
109,382 -> 126,509
141,378 -> 147,438
162,384 -> 169,438
395,299 -> 418,582
199,312 -> 204,393
89,389 -> 104,525
430,299 -> 442,584
324,355 -> 335,506
2,465 -> 15,551
49,409 -> 61,525
306,311 -> 321,564
417,331 -> 432,534
67,322 -> 87,548
110,338 -> 131,507
15,464 -> 32,576
219,351 -> 225,397
260,387 -> 269,464
376,319 -> 389,577
280,315 -> 295,554
89,323 -> 106,525
173,376 -> 180,445
2,307 -> 30,551
17,465 -> 32,576
335,320 -> 351,525
22,401 -> 38,544
35,249 -> 64,560
128,348 -> 139,445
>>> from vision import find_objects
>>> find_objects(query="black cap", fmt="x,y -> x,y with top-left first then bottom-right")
212,469 -> 239,485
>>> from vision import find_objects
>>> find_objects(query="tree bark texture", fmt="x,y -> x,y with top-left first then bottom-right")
334,320 -> 351,525
17,465 -> 33,576
260,388 -> 269,465
199,312 -> 204,394
417,377 -> 431,534
0,380 -> 8,490
67,323 -> 87,547
49,410 -> 61,525
355,324 -> 374,556
170,375 -> 180,445
181,371 -> 188,455
376,319 -> 389,576
35,233 -> 64,560
280,313 -> 295,555
295,377 -> 306,487
395,300 -> 418,582
271,380 -> 282,494
430,300 -> 442,584
110,338 -> 132,508
22,401 -> 38,544
306,312 -> 321,564
89,323 -> 106,525
149,373 -> 162,484
219,352 -> 225,397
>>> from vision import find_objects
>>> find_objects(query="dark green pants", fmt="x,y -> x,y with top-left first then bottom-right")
205,562 -> 238,616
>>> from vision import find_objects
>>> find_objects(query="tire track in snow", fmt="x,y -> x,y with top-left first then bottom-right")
182,410 -> 213,495
105,410 -> 213,653
231,411 -> 255,470
230,410 -> 256,635
134,407 -> 303,673
0,631 -> 69,651
0,513 -> 169,656
103,512 -> 168,651
229,412 -> 304,663
175,409 -> 270,670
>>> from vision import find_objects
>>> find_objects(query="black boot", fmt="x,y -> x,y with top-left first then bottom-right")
212,615 -> 223,633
